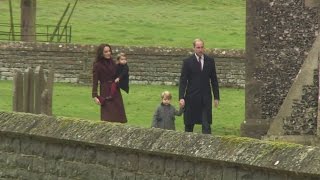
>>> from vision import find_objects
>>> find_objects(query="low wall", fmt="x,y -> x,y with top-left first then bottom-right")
0,111 -> 319,179
0,41 -> 245,87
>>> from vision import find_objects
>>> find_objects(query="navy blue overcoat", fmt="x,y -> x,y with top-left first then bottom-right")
179,54 -> 219,125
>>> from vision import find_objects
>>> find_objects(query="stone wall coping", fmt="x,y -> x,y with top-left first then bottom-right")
0,41 -> 245,58
1,111 -> 318,176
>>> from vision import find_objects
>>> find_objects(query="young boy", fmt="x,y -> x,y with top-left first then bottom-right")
108,53 -> 129,100
151,91 -> 183,130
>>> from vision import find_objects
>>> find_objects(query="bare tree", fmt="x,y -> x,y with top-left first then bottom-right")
21,0 -> 36,41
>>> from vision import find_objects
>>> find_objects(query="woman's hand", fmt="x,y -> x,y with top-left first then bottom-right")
93,97 -> 101,105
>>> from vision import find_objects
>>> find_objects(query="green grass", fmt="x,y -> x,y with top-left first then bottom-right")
0,80 -> 244,135
0,0 -> 245,49
0,0 -> 245,135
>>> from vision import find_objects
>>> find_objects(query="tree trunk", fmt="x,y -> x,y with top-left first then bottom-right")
21,0 -> 36,41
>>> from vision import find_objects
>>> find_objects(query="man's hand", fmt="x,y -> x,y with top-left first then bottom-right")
214,100 -> 219,108
179,99 -> 185,108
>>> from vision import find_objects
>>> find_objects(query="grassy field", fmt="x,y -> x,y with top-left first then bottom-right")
0,80 -> 244,135
0,0 -> 245,135
0,0 -> 245,49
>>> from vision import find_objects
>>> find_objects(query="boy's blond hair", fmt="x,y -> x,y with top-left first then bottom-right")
116,52 -> 126,61
161,91 -> 172,100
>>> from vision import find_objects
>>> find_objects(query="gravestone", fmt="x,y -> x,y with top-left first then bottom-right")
12,65 -> 54,115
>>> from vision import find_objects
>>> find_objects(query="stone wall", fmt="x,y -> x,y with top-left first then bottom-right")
244,0 -> 320,138
0,111 -> 320,179
0,41 -> 245,87
282,70 -> 318,135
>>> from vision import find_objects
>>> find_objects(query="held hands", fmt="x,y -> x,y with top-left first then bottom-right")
115,77 -> 120,83
93,97 -> 101,105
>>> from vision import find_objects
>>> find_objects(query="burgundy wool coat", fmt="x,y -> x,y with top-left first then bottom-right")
92,59 -> 127,123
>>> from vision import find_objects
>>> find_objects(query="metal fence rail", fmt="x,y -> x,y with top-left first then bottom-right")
0,23 -> 72,43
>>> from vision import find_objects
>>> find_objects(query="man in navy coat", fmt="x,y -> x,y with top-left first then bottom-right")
179,38 -> 220,134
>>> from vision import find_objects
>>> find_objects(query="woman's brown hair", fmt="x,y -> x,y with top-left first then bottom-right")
95,43 -> 112,62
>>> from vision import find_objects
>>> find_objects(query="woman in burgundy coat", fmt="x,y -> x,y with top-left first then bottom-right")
92,44 -> 127,123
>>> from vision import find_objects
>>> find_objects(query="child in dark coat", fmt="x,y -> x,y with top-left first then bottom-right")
108,53 -> 129,99
151,91 -> 183,130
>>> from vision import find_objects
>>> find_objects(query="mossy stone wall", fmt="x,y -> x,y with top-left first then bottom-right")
0,111 -> 319,179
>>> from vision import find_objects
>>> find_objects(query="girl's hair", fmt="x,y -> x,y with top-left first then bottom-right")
95,43 -> 112,62
117,52 -> 126,61
161,91 -> 172,100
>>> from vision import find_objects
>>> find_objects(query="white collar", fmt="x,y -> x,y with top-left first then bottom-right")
195,53 -> 203,60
